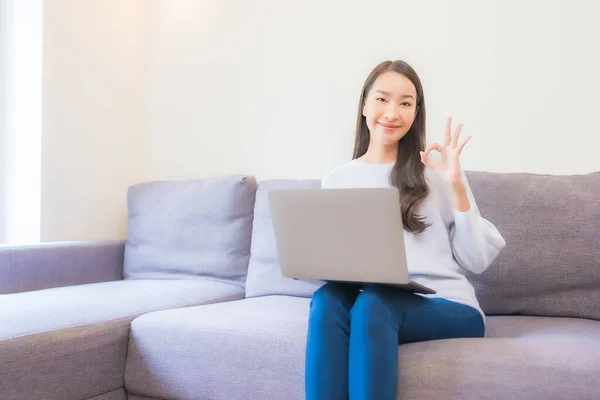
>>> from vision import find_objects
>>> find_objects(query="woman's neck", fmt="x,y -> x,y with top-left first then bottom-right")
359,144 -> 397,164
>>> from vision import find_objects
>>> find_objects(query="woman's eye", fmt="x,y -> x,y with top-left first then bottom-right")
401,102 -> 412,107
376,98 -> 386,102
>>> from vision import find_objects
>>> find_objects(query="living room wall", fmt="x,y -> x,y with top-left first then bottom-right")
38,0 -> 600,242
41,0 -> 149,242
144,0 -> 600,180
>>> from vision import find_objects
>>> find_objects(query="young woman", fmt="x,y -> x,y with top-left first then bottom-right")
305,60 -> 506,400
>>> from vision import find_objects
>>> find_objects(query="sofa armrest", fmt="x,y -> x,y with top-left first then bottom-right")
0,240 -> 125,294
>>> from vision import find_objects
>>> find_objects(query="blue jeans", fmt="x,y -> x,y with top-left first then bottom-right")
305,282 -> 485,400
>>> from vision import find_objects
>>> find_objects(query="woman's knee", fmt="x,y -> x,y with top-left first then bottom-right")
309,283 -> 355,326
312,282 -> 357,305
352,287 -> 388,312
350,286 -> 398,329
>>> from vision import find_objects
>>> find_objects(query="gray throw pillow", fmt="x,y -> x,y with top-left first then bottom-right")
465,171 -> 600,321
245,179 -> 325,298
123,175 -> 257,287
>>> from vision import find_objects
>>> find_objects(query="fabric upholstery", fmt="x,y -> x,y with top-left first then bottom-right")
87,388 -> 127,400
123,175 -> 257,286
465,171 -> 600,321
245,179 -> 324,298
0,240 -> 124,294
0,318 -> 130,400
0,279 -> 243,340
125,296 -> 600,400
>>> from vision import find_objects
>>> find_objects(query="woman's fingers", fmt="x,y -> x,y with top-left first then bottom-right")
424,143 -> 444,155
451,122 -> 464,147
445,117 -> 452,147
457,135 -> 472,155
446,116 -> 464,148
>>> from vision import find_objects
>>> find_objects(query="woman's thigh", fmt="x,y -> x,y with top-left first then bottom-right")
310,282 -> 361,312
359,285 -> 485,344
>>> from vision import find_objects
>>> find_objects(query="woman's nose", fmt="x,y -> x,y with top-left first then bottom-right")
385,106 -> 399,121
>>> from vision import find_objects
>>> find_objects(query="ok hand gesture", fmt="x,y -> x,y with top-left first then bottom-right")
420,116 -> 472,185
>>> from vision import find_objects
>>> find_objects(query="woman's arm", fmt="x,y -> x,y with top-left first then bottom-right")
449,181 -> 471,212
448,172 -> 506,274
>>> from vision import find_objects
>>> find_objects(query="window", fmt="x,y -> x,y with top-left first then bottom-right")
0,0 -> 43,244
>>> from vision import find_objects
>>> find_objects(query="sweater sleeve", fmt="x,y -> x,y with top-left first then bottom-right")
448,171 -> 506,274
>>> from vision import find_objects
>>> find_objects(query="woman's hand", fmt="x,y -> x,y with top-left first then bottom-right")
420,116 -> 471,185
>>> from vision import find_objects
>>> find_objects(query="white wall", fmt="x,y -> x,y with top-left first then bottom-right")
41,0 -> 149,242
146,0 -> 600,181
7,0 -> 598,243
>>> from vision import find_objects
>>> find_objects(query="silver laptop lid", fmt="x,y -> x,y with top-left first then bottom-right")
268,188 -> 410,284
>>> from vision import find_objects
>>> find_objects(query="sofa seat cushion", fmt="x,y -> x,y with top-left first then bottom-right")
1,318 -> 131,400
124,296 -> 600,400
398,315 -> 600,400
0,279 -> 244,340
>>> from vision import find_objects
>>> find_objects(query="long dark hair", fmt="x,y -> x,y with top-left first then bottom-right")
353,60 -> 431,234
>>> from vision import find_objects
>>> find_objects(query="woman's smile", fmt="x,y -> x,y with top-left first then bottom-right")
377,122 -> 401,133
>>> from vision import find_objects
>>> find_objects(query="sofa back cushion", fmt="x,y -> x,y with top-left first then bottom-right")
123,175 -> 257,286
466,171 -> 600,321
245,179 -> 325,298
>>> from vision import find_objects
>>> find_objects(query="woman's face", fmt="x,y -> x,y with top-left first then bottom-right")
362,71 -> 418,146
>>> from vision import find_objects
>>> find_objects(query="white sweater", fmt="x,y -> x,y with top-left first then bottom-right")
321,159 -> 506,322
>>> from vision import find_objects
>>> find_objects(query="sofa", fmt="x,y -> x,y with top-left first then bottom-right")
1,171 -> 599,400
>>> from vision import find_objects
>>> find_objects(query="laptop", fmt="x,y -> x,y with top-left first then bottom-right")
268,187 -> 436,295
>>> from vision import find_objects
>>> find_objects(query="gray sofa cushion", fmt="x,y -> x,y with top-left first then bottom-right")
0,279 -> 244,400
124,296 -> 600,400
0,279 -> 244,340
397,315 -> 600,399
125,296 -> 310,400
89,389 -> 127,400
245,179 -> 324,298
123,175 -> 257,286
465,171 -> 600,321
0,318 -> 130,400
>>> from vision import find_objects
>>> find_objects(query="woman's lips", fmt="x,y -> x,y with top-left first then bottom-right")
378,122 -> 401,132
